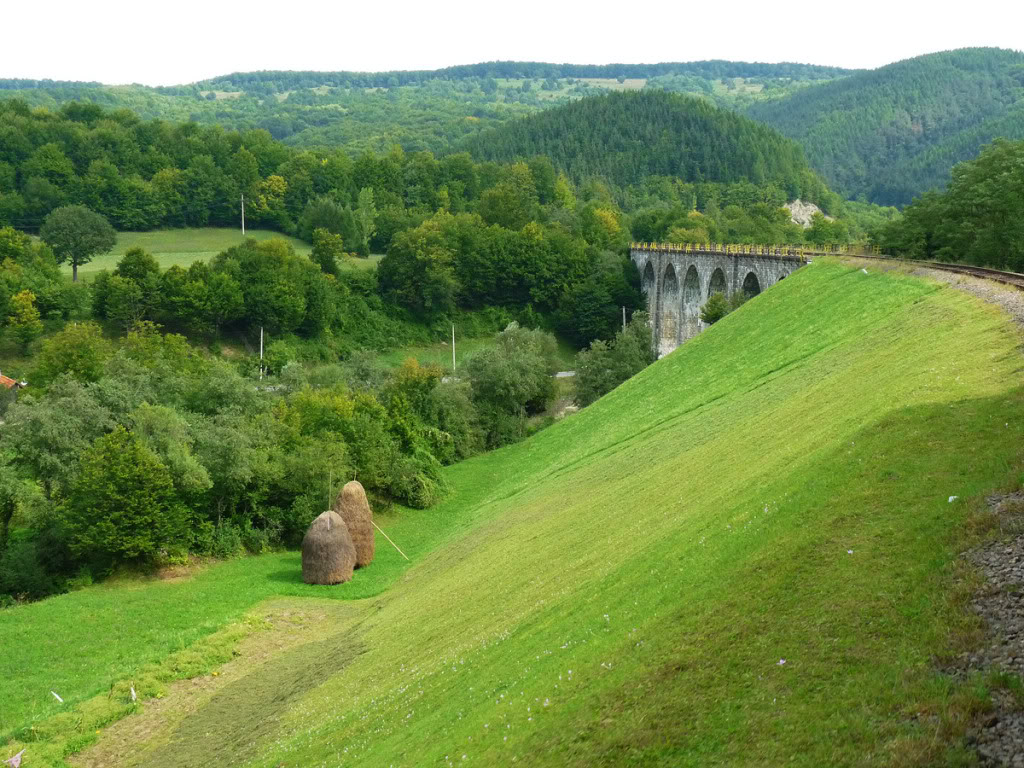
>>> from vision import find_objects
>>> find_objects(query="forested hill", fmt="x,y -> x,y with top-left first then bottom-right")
461,90 -> 835,207
746,47 -> 1024,206
0,61 -> 850,155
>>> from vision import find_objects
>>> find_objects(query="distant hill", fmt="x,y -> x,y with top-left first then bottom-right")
746,48 -> 1024,205
0,61 -> 851,155
193,60 -> 851,91
461,90 -> 833,204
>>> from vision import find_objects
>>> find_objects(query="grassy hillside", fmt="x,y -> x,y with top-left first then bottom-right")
747,47 -> 1024,205
3,260 -> 1024,766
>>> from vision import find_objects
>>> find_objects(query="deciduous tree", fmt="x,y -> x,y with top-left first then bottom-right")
6,289 -> 42,350
39,205 -> 116,282
65,425 -> 188,566
33,321 -> 112,384
355,186 -> 377,256
700,292 -> 730,324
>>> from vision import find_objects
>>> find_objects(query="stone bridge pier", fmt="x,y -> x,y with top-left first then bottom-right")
631,243 -> 805,356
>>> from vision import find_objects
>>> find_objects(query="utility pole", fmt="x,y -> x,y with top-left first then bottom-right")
241,194 -> 245,236
451,324 -> 456,373
259,326 -> 264,380
622,306 -> 626,331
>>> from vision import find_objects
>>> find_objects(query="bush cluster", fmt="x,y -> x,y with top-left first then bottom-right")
574,312 -> 655,407
874,138 -> 1024,272
0,315 -> 562,602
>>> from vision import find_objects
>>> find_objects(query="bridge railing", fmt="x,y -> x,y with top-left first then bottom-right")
629,242 -> 884,260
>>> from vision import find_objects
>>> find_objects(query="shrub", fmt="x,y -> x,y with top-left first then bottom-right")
193,521 -> 248,559
575,312 -> 655,406
464,323 -> 561,448
239,520 -> 274,554
212,523 -> 244,558
700,292 -> 731,325
33,321 -> 113,385
56,280 -> 92,320
64,426 -> 189,567
728,290 -> 749,312
0,534 -> 65,601
388,449 -> 450,509
7,290 -> 43,351
425,380 -> 483,463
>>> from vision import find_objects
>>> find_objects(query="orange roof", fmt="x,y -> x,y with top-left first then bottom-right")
0,374 -> 18,389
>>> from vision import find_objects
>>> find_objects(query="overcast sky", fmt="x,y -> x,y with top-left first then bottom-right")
3,0 -> 1022,86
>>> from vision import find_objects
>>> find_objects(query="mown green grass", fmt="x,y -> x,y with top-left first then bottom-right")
63,228 -> 310,280
59,229 -> 382,280
377,333 -> 578,370
0,495 -> 504,741
3,260 -> 1024,767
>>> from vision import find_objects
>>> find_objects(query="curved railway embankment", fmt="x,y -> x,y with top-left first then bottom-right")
854,253 -> 1024,291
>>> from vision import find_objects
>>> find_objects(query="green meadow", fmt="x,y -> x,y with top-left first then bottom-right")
378,333 -> 578,370
3,259 -> 1023,767
58,228 -> 383,280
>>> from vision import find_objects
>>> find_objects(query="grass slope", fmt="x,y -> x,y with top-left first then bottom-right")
0,492 -> 507,741
3,260 -> 1024,766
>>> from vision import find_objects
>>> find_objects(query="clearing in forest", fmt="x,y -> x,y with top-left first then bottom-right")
56,228 -> 379,280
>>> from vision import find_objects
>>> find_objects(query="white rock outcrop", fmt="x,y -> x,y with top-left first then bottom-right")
785,199 -> 834,229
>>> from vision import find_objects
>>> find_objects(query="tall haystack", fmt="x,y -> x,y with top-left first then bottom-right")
334,480 -> 375,567
301,510 -> 356,585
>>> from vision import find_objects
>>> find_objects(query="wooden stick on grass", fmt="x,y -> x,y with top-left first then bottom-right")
371,520 -> 410,561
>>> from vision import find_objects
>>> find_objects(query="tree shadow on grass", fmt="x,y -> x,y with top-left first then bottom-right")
263,568 -> 305,586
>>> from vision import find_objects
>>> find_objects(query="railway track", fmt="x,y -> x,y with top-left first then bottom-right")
628,242 -> 1024,291
852,253 -> 1024,291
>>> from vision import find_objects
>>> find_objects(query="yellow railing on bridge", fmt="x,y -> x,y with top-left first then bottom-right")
628,242 -> 875,260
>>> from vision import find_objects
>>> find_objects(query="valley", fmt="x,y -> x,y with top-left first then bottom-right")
3,38 -> 1024,768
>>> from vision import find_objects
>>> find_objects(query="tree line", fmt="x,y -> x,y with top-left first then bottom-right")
195,61 -> 851,93
873,138 -> 1024,271
2,59 -> 851,161
0,96 -> 862,347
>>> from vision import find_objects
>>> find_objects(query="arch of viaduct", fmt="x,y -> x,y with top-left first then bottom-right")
630,243 -> 806,357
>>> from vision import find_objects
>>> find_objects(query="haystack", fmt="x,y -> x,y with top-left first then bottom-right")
301,510 -> 356,585
334,480 -> 375,567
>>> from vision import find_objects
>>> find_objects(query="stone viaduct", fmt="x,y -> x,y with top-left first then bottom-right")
630,243 -> 806,356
